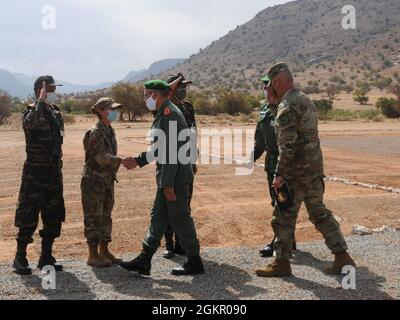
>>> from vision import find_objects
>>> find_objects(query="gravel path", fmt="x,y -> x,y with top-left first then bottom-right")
0,232 -> 398,300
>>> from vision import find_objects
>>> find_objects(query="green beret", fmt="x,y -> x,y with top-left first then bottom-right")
144,79 -> 170,90
267,62 -> 291,82
260,75 -> 270,83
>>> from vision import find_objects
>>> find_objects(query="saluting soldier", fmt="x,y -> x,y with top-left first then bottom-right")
14,76 -> 65,275
120,79 -> 204,276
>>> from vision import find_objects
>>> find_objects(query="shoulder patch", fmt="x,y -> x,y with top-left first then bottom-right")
164,107 -> 172,116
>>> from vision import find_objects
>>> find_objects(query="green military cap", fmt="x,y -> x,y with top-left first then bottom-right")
144,79 -> 170,90
260,75 -> 270,84
267,62 -> 291,82
93,97 -> 122,110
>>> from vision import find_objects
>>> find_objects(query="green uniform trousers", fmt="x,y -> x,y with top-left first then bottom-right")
143,184 -> 200,257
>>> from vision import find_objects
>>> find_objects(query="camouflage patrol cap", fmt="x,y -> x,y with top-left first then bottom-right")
34,75 -> 63,91
267,62 -> 291,82
144,79 -> 170,90
92,97 -> 122,112
167,73 -> 193,87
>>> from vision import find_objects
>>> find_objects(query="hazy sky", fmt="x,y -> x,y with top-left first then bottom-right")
0,0 -> 290,84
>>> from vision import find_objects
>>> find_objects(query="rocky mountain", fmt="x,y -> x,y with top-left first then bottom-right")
157,0 -> 400,91
0,70 -> 115,97
123,58 -> 186,83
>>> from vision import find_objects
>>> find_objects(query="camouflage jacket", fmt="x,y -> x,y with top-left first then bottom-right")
22,99 -> 64,175
136,100 -> 194,189
270,89 -> 324,180
177,100 -> 197,130
82,121 -> 121,185
253,101 -> 279,174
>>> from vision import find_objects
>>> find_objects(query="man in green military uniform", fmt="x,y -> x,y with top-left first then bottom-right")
252,75 -> 296,258
162,73 -> 198,259
14,76 -> 65,275
256,63 -> 356,277
81,97 -> 128,268
119,79 -> 204,276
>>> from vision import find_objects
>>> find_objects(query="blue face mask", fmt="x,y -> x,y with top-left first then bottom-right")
107,110 -> 120,122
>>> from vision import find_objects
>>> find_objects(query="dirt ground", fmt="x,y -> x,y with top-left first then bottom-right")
0,117 -> 399,263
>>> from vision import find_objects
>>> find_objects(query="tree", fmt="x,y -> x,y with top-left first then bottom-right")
110,83 -> 146,121
325,84 -> 340,100
353,88 -> 369,105
0,90 -> 12,125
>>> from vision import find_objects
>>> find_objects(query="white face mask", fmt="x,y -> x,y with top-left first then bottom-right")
146,95 -> 157,111
46,92 -> 57,104
263,89 -> 269,100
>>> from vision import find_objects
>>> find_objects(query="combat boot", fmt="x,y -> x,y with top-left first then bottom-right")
162,234 -> 175,259
259,239 -> 275,258
324,251 -> 356,275
38,238 -> 63,271
171,255 -> 205,276
256,258 -> 292,278
174,238 -> 186,256
87,244 -> 112,268
99,242 -> 121,264
119,250 -> 153,276
13,241 -> 32,276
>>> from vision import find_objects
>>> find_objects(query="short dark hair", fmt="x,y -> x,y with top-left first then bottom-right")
154,88 -> 170,97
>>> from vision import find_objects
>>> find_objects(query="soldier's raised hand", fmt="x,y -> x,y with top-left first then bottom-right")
39,81 -> 47,101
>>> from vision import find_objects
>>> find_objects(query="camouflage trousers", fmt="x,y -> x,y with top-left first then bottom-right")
81,177 -> 114,246
272,176 -> 348,259
15,168 -> 65,244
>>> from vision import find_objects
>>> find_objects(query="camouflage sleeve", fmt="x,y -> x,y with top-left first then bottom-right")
22,100 -> 56,155
22,100 -> 48,131
275,106 -> 299,178
253,122 -> 266,162
88,130 -> 122,170
184,100 -> 197,129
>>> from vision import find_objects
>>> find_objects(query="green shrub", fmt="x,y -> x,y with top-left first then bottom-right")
376,97 -> 400,118
313,99 -> 333,114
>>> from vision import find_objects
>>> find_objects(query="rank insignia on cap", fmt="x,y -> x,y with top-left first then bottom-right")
164,108 -> 171,116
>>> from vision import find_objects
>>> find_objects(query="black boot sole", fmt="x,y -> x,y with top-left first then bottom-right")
13,268 -> 32,276
171,268 -> 205,276
119,263 -> 150,276
38,264 -> 63,272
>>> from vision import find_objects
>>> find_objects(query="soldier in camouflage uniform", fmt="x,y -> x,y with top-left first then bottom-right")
119,79 -> 204,277
256,63 -> 356,277
81,97 -> 125,268
162,73 -> 198,259
14,76 -> 65,275
252,75 -> 296,258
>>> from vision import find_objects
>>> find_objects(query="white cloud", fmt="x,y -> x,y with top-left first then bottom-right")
0,0 -> 290,84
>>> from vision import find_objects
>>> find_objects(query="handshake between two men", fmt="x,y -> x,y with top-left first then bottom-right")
121,157 -> 138,171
